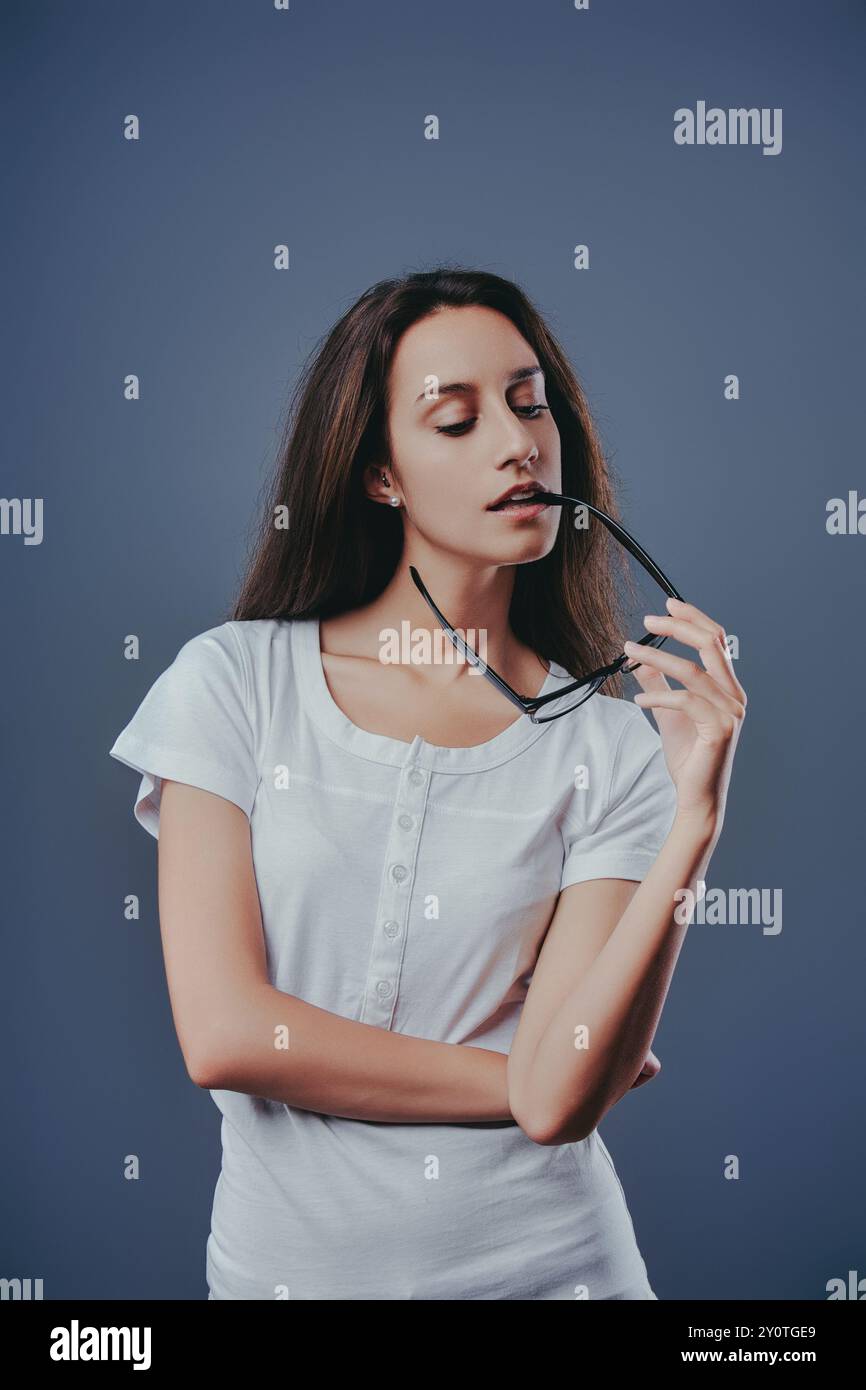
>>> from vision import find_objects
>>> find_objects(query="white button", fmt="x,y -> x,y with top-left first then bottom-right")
391,864 -> 408,883
376,980 -> 393,998
383,920 -> 400,938
408,768 -> 425,785
398,813 -> 413,830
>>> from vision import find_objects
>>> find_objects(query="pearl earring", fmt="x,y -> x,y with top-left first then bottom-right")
381,471 -> 400,506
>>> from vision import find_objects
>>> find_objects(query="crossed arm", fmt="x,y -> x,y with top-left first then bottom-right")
156,780 -> 715,1142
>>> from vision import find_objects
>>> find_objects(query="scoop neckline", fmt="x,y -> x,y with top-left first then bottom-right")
292,614 -> 571,773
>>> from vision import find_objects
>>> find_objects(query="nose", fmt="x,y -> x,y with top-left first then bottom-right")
488,400 -> 539,470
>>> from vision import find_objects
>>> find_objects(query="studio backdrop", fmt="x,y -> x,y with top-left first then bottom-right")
2,0 -> 864,1305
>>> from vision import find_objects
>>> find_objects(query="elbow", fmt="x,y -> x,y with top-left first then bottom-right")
509,1070 -> 584,1146
509,1052 -> 627,1143
187,1052 -> 219,1090
511,1089 -> 599,1147
554,1100 -> 609,1146
522,1119 -> 563,1147
184,1034 -> 227,1091
512,1097 -> 594,1147
189,1061 -> 219,1090
184,997 -> 268,1091
530,1114 -> 595,1146
548,1095 -> 608,1145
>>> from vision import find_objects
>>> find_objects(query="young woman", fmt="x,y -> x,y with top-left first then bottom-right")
109,267 -> 746,1300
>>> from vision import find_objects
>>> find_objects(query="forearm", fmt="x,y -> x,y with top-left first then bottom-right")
518,809 -> 719,1143
197,983 -> 514,1124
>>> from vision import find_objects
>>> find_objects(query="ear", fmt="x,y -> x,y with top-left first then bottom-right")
362,461 -> 391,505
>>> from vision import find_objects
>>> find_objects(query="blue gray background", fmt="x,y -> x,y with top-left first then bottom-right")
2,0 -> 863,1300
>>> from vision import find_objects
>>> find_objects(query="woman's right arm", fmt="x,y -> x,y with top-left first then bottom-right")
156,779 -> 514,1125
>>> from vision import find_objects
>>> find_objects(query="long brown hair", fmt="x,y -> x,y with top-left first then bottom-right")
230,265 -> 632,697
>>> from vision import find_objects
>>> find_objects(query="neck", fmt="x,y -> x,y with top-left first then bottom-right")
342,552 -> 534,684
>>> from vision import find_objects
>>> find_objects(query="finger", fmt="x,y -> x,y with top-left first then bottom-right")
665,596 -> 726,638
625,652 -> 671,690
624,640 -> 745,718
626,660 -> 683,732
642,612 -> 746,704
633,687 -> 741,738
662,601 -> 746,708
629,1052 -> 660,1088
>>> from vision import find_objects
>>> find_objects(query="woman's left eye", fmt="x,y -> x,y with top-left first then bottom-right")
435,405 -> 550,437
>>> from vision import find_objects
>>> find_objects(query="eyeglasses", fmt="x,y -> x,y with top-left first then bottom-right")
408,489 -> 685,723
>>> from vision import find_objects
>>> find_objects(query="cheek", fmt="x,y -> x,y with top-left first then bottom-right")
409,491 -> 480,550
402,443 -> 483,522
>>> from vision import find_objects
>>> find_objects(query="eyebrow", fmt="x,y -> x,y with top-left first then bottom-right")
413,364 -> 543,405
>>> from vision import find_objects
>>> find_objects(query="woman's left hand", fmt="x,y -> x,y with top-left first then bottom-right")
628,1048 -> 661,1090
623,596 -> 747,827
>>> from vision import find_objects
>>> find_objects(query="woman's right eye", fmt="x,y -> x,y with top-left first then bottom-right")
435,418 -> 476,437
435,404 -> 549,437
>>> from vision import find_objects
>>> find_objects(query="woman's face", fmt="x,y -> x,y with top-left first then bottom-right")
377,305 -> 562,569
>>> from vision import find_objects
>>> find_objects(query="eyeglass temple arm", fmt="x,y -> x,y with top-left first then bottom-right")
409,490 -> 685,713
523,490 -> 688,709
407,566 -> 530,714
534,492 -> 685,602
408,563 -> 670,715
408,564 -> 609,716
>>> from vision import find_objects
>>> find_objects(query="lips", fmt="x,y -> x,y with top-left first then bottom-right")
487,484 -> 544,510
488,496 -> 543,510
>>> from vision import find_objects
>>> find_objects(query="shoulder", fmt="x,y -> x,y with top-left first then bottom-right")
543,679 -> 664,796
108,620 -> 293,836
544,665 -> 656,755
588,690 -> 661,756
175,617 -> 290,658
139,619 -> 300,747
583,692 -> 663,777
173,618 -> 294,686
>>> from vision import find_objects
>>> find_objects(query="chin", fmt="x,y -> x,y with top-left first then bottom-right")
479,538 -> 554,570
500,527 -> 558,563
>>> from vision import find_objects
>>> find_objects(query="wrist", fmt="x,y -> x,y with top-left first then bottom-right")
473,1045 -> 517,1123
672,802 -> 720,847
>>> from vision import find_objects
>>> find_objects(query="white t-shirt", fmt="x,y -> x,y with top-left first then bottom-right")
108,616 -> 677,1300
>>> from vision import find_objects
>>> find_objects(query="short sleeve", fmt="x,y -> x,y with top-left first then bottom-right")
108,623 -> 260,840
559,706 -> 677,890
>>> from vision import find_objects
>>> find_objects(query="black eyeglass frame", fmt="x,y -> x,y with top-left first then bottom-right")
408,490 -> 686,724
